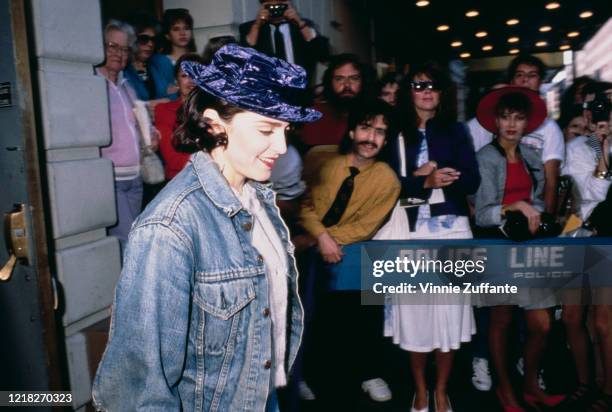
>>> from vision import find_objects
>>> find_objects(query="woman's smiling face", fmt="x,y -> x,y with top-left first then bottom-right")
219,111 -> 289,183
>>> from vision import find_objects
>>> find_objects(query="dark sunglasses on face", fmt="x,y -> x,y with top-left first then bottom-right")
137,34 -> 156,45
410,81 -> 440,92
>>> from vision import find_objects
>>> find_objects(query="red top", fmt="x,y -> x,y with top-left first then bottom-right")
155,99 -> 190,180
502,160 -> 532,205
301,101 -> 348,146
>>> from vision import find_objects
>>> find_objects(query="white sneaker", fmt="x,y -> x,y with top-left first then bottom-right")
298,381 -> 316,400
516,357 -> 546,390
361,378 -> 392,402
471,357 -> 492,391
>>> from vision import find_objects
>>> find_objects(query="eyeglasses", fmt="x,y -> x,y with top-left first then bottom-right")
333,74 -> 361,84
410,81 -> 440,92
105,41 -> 131,55
136,34 -> 156,45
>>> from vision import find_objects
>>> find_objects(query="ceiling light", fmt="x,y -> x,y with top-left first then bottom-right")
437,24 -> 450,31
559,45 -> 571,50
508,37 -> 520,43
509,49 -> 520,54
536,41 -> 548,47
475,31 -> 488,38
482,45 -> 493,51
567,31 -> 580,38
451,41 -> 463,47
545,2 -> 560,10
539,26 -> 552,32
460,52 -> 471,58
416,0 -> 430,7
506,18 -> 520,25
465,10 -> 479,17
579,11 -> 593,19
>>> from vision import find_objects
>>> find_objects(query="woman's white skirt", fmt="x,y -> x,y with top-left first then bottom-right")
383,216 -> 476,353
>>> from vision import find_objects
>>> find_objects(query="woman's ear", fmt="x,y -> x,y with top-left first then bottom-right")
202,108 -> 227,136
349,130 -> 354,140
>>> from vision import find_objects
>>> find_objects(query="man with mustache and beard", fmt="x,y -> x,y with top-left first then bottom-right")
301,54 -> 373,147
295,100 -> 400,404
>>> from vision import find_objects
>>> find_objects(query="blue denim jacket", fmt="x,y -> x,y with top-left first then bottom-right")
92,151 -> 304,411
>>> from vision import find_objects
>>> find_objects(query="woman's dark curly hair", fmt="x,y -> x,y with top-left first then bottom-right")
173,88 -> 245,153
338,99 -> 393,158
558,104 -> 584,131
160,8 -> 197,54
173,53 -> 203,78
396,62 -> 456,141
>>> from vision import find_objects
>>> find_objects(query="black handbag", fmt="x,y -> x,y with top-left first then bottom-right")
500,211 -> 561,241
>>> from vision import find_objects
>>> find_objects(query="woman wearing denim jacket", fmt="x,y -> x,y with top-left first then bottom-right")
474,87 -> 565,412
92,44 -> 321,411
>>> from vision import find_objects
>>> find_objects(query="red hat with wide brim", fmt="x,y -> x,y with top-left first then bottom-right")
476,86 -> 547,134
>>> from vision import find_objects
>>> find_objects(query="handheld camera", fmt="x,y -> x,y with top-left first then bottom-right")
265,3 -> 288,18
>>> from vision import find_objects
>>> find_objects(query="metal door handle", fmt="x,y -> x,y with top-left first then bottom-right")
1,204 -> 29,281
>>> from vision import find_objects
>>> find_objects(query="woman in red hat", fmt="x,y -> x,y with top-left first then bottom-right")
474,87 -> 565,412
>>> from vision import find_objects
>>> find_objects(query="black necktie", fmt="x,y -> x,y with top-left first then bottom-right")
322,167 -> 360,227
273,25 -> 286,60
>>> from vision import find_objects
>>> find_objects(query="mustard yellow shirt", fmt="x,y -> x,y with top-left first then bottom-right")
299,151 -> 401,245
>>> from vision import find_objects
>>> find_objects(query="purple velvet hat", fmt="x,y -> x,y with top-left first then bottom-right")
181,44 -> 321,123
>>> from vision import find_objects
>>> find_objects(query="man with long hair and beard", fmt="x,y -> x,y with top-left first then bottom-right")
301,54 -> 374,147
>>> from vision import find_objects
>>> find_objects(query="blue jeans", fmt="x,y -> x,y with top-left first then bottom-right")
109,176 -> 143,253
265,390 -> 279,412
473,307 -> 490,359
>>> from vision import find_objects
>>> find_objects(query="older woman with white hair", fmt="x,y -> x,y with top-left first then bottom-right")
96,19 -> 158,251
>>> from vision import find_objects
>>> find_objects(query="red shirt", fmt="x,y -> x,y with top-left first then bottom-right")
155,99 -> 190,180
301,101 -> 348,146
502,160 -> 532,205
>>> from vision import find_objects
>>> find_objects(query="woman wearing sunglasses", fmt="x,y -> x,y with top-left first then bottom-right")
124,16 -> 176,102
384,63 -> 481,412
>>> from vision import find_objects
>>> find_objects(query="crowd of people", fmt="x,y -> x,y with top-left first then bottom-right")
93,1 -> 612,411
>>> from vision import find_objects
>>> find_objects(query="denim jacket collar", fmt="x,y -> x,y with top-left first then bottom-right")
191,151 -> 276,217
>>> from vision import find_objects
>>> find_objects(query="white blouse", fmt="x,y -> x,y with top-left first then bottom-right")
234,183 -> 289,387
